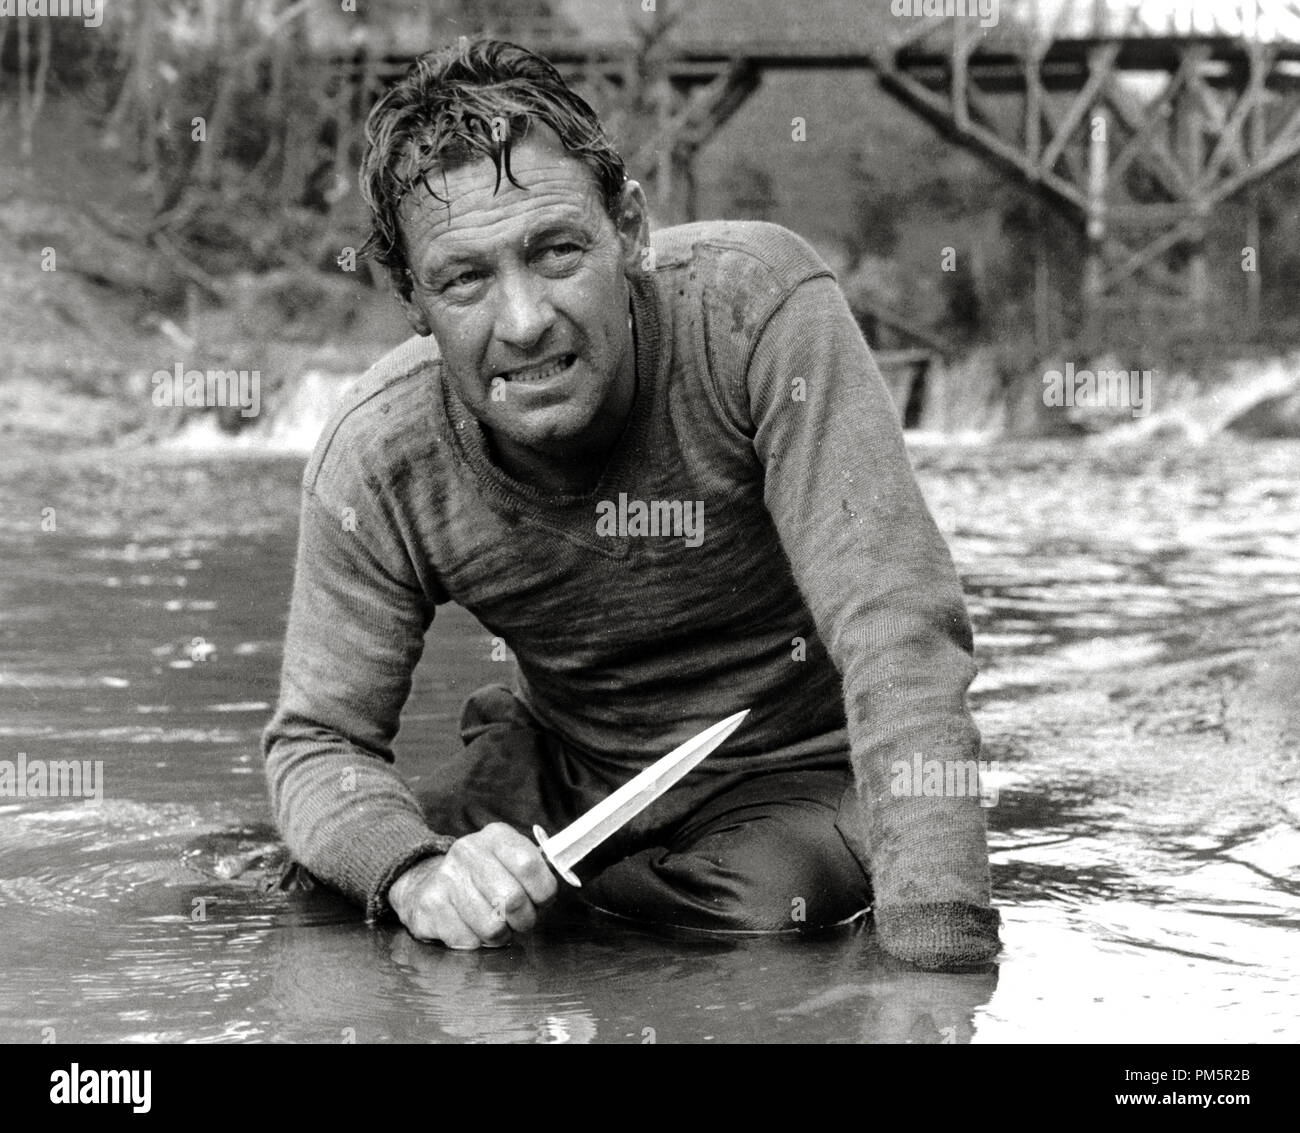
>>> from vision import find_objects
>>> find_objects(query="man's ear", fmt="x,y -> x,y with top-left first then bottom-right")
396,277 -> 433,337
613,180 -> 650,275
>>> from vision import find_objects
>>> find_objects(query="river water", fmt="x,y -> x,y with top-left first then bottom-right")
1,435 -> 1297,1044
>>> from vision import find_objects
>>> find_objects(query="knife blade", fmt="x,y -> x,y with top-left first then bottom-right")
532,709 -> 749,886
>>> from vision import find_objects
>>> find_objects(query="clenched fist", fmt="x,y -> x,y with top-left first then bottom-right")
387,823 -> 559,949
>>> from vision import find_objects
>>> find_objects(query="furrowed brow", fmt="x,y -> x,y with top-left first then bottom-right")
525,219 -> 592,246
414,205 -> 599,281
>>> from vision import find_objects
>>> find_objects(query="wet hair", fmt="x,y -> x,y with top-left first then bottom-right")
358,38 -> 628,297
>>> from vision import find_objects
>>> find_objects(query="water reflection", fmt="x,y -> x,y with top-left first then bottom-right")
258,907 -> 998,1044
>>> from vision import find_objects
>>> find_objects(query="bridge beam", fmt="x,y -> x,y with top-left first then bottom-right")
870,14 -> 1300,344
572,58 -> 761,226
339,14 -> 1300,342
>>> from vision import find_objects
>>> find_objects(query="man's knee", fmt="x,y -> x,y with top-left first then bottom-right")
584,822 -> 870,932
458,683 -> 534,745
419,685 -> 548,834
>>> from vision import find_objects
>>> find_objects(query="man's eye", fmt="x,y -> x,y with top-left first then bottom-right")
443,270 -> 483,292
538,243 -> 582,265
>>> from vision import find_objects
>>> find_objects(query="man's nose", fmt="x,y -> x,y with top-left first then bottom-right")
493,268 -> 555,351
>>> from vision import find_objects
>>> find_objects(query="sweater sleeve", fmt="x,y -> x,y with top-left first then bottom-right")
261,453 -> 454,921
741,273 -> 999,966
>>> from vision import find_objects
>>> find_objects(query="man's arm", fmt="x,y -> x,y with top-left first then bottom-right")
741,271 -> 999,969
262,467 -> 449,919
263,426 -> 557,943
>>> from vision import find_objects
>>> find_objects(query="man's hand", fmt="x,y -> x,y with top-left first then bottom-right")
387,823 -> 559,949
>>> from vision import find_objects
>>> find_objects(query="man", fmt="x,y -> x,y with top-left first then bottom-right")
262,38 -> 1001,969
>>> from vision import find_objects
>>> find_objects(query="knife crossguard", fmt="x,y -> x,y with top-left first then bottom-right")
533,825 -> 582,887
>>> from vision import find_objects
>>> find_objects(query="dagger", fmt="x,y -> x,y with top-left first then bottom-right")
532,709 -> 750,886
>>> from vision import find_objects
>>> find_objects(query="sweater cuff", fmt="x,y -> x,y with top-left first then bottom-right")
874,902 -> 1002,969
365,832 -> 457,922
315,808 -> 455,921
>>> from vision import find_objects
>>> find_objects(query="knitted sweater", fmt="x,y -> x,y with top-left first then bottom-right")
262,220 -> 998,966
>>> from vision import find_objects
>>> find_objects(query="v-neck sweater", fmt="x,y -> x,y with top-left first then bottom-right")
262,220 -> 996,962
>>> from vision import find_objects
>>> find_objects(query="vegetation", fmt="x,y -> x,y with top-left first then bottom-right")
1,1 -> 1297,442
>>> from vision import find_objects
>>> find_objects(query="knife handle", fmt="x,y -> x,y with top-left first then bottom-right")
532,825 -> 582,888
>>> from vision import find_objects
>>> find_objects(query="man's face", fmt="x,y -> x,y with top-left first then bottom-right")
396,126 -> 646,463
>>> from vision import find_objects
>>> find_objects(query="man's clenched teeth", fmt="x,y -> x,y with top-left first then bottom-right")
498,354 -> 576,383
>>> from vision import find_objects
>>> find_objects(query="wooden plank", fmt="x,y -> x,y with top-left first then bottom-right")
953,17 -> 970,132
1100,119 -> 1300,292
1037,95 -> 1087,182
1202,47 -> 1271,186
876,67 -> 1088,212
888,17 -> 951,57
1102,56 -> 1197,198
1247,49 -> 1266,336
1039,42 -> 1120,176
1025,47 -> 1044,164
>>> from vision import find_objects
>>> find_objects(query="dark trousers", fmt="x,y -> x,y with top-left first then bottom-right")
419,685 -> 873,933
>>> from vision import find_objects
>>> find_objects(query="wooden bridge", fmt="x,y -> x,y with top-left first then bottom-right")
317,0 -> 1300,349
